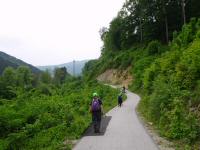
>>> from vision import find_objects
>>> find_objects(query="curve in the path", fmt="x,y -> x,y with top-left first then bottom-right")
73,90 -> 158,150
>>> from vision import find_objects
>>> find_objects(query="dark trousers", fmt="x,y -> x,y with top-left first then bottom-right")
118,97 -> 123,107
92,111 -> 101,132
118,100 -> 122,107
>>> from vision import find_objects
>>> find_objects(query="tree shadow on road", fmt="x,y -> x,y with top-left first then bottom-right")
83,115 -> 112,136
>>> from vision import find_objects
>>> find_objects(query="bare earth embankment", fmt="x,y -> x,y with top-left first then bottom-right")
97,68 -> 133,88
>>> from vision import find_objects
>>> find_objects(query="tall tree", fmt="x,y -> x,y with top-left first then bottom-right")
40,70 -> 52,84
103,16 -> 125,51
2,67 -> 16,87
156,0 -> 170,43
186,0 -> 200,22
16,66 -> 33,89
53,67 -> 68,85
101,0 -> 200,54
181,0 -> 186,24
0,67 -> 17,99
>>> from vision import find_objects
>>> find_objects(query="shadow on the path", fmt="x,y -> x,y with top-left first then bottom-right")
84,115 -> 112,136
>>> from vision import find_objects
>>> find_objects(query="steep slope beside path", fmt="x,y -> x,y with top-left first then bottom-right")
97,69 -> 133,88
73,90 -> 158,150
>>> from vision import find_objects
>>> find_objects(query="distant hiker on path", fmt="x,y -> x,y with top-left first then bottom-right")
122,86 -> 126,94
118,93 -> 123,107
90,92 -> 103,133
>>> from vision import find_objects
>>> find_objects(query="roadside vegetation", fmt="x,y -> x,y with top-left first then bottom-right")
0,66 -> 118,149
83,0 -> 200,148
1,0 -> 200,149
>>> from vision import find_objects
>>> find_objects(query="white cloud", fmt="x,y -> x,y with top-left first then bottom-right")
0,0 -> 125,66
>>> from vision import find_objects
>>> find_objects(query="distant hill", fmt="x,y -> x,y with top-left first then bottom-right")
37,60 -> 89,76
0,51 -> 41,74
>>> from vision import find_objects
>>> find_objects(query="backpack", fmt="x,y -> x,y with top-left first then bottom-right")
91,99 -> 101,111
118,95 -> 122,101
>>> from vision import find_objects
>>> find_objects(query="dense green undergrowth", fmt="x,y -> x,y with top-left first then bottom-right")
135,19 -> 200,148
0,67 -> 119,149
84,19 -> 200,149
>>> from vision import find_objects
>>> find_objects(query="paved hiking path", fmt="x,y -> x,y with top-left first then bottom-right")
73,90 -> 158,150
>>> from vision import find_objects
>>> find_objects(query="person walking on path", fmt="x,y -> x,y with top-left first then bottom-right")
118,93 -> 123,107
73,90 -> 158,150
90,92 -> 103,133
122,86 -> 126,94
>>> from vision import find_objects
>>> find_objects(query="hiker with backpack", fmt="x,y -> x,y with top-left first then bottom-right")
118,93 -> 123,107
90,92 -> 103,133
122,86 -> 126,94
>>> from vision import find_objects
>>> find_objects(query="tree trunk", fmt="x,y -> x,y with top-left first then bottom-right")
139,18 -> 143,43
182,0 -> 186,24
162,4 -> 169,43
165,16 -> 169,43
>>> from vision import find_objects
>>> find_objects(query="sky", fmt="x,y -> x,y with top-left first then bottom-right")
0,0 -> 125,66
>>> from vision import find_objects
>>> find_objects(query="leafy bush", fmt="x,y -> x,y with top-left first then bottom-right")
146,40 -> 162,55
0,74 -> 118,150
131,56 -> 155,91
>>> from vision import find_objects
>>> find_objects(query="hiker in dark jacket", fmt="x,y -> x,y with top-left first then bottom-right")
118,93 -> 123,107
90,92 -> 103,133
122,86 -> 126,94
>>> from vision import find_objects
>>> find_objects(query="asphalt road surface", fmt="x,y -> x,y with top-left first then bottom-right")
73,90 -> 158,150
